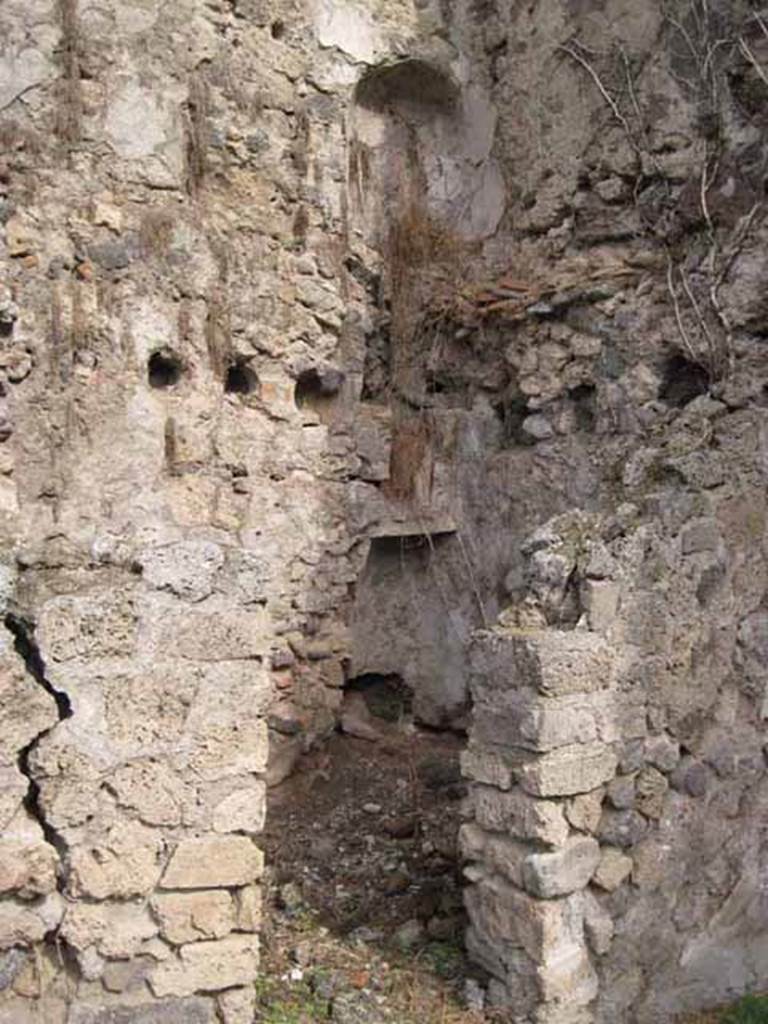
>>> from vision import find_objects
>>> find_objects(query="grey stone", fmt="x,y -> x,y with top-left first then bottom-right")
0,947 -> 28,990
644,735 -> 680,774
598,809 -> 647,849
671,758 -> 710,798
607,775 -> 635,810
69,998 -> 215,1024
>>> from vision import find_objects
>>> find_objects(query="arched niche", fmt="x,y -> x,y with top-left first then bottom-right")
348,55 -> 505,245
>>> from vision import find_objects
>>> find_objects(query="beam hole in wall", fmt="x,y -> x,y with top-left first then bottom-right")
659,353 -> 710,408
148,350 -> 183,390
295,367 -> 344,422
225,360 -> 259,397
270,19 -> 285,39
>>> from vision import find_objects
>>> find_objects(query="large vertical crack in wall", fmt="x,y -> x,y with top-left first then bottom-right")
6,612 -> 72,865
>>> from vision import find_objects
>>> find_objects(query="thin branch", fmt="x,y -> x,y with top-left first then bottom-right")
739,36 -> 768,90
558,42 -> 640,154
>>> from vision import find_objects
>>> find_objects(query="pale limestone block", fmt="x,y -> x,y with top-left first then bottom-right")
149,935 -> 260,998
472,785 -> 570,846
161,837 -> 263,890
519,742 -> 618,797
593,847 -> 633,892
522,837 -> 600,898
69,822 -> 162,899
151,891 -> 236,944
213,784 -> 267,835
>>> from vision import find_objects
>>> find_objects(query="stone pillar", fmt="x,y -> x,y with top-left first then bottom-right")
462,628 -> 619,1023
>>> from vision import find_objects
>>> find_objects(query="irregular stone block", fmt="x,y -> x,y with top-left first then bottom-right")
0,646 -> 59,767
61,903 -> 157,958
460,745 -> 514,789
140,541 -> 224,602
474,688 -> 618,753
151,891 -> 236,944
592,847 -> 633,892
565,789 -> 604,833
460,824 -> 527,888
171,607 -> 269,661
583,891 -> 614,955
644,734 -> 680,774
161,837 -> 263,890
522,837 -> 600,898
635,766 -> 669,819
149,935 -> 260,998
607,775 -> 635,810
518,742 -> 618,797
235,885 -> 262,932
598,809 -> 647,850
218,986 -> 256,1024
0,892 -> 63,948
69,823 -> 163,899
0,838 -> 58,898
471,630 -> 616,699
39,592 -> 138,662
472,785 -> 570,846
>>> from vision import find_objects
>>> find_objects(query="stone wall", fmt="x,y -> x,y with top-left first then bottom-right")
2,0 -> 768,1021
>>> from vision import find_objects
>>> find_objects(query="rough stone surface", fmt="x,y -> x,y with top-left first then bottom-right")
2,0 -> 768,1021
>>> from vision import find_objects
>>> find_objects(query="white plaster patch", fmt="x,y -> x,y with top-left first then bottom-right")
315,0 -> 379,64
105,78 -> 171,160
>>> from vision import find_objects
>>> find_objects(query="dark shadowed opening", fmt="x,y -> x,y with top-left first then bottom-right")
148,350 -> 183,389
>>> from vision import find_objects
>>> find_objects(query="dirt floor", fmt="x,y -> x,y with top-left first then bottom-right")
259,678 -> 497,1023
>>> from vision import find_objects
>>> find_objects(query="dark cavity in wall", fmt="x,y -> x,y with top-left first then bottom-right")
225,360 -> 259,396
659,353 -> 711,407
148,350 -> 183,389
295,367 -> 345,421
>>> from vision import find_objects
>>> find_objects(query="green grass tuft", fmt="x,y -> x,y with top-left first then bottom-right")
721,995 -> 768,1024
